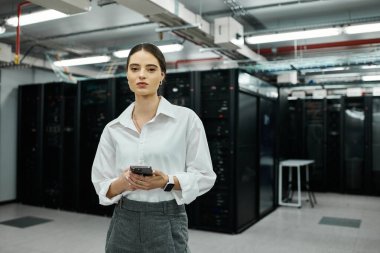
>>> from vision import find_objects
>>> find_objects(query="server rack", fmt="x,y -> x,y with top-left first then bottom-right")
189,69 -> 259,233
77,78 -> 115,216
114,77 -> 134,116
325,98 -> 343,192
17,84 -> 44,206
42,83 -> 76,210
303,99 -> 326,191
371,97 -> 380,195
286,99 -> 304,158
163,71 -> 197,111
258,97 -> 276,216
342,97 -> 367,194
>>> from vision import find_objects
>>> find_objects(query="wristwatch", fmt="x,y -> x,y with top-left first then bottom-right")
163,175 -> 175,192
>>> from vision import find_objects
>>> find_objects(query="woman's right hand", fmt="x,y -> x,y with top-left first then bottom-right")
121,168 -> 137,191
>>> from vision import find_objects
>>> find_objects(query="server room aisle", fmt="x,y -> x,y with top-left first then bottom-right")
0,193 -> 379,253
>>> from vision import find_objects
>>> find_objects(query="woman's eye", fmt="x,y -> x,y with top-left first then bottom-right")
130,67 -> 139,72
148,68 -> 156,72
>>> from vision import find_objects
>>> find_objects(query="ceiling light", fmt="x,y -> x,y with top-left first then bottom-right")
344,22 -> 380,34
113,49 -> 131,58
361,65 -> 380,69
362,75 -> 380,81
6,9 -> 68,27
246,27 -> 342,44
53,56 -> 111,67
158,43 -> 183,53
0,25 -> 5,34
113,43 -> 184,58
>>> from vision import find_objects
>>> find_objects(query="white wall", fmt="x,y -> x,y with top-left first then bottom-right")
0,67 -> 59,202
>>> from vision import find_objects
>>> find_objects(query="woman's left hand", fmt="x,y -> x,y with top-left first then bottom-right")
128,169 -> 167,190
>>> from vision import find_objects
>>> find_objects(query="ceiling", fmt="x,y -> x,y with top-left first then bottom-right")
1,0 -> 380,86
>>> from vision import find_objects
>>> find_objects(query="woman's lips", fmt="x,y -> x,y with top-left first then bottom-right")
137,82 -> 148,88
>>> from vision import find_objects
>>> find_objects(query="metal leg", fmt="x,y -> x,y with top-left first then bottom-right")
279,163 -> 283,205
297,165 -> 301,208
305,165 -> 317,207
287,167 -> 293,201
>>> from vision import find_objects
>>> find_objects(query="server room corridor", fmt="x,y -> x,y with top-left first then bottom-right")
1,193 -> 379,253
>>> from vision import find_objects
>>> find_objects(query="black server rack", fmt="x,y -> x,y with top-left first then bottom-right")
61,84 -> 78,210
78,79 -> 115,216
190,69 -> 259,233
303,99 -> 326,191
325,98 -> 343,192
42,83 -> 76,209
342,97 -> 370,194
371,97 -> 380,195
286,99 -> 304,158
17,84 -> 44,206
258,98 -> 275,216
163,72 -> 197,111
114,77 -> 135,116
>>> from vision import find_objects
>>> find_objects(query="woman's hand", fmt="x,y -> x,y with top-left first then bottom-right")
121,168 -> 138,191
128,169 -> 167,190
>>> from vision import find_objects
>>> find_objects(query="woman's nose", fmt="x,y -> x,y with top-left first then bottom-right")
138,69 -> 146,78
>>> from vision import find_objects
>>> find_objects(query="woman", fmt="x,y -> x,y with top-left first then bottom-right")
91,43 -> 216,253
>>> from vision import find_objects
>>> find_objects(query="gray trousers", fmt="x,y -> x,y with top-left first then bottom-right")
106,198 -> 191,253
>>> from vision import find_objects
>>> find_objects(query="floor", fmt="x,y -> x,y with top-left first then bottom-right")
0,193 -> 379,253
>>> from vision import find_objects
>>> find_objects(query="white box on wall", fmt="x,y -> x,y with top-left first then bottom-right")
277,71 -> 298,84
178,4 -> 197,25
0,42 -> 12,63
195,15 -> 210,34
214,17 -> 244,50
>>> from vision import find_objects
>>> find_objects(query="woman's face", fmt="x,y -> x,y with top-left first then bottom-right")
126,49 -> 165,97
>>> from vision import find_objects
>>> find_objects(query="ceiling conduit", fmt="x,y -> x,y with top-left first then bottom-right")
255,38 -> 380,56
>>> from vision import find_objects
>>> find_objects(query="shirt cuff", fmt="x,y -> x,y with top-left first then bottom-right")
98,178 -> 123,205
172,173 -> 199,205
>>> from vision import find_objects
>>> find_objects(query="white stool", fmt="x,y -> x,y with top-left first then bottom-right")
278,159 -> 317,208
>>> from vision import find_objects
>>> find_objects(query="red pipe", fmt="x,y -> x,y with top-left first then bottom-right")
255,38 -> 380,56
15,1 -> 31,64
168,57 -> 223,69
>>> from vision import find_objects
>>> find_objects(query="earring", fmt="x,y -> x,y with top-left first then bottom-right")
159,80 -> 163,86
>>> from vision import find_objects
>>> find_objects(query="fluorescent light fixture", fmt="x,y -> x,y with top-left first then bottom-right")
246,27 -> 342,44
6,9 -> 68,27
344,22 -> 380,34
361,65 -> 380,69
0,25 -> 5,34
113,49 -> 131,58
54,56 -> 111,67
362,75 -> 380,81
158,43 -> 183,53
113,43 -> 184,58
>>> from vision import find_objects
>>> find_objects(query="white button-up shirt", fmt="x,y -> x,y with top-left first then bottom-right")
91,97 -> 216,205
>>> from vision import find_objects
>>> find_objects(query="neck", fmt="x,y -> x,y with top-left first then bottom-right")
133,95 -> 160,119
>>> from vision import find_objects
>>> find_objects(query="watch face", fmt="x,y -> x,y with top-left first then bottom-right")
164,183 -> 175,192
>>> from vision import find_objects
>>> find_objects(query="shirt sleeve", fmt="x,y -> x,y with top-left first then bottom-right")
173,113 -> 216,204
91,126 -> 124,206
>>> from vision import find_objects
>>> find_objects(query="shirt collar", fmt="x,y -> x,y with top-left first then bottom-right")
116,96 -> 176,129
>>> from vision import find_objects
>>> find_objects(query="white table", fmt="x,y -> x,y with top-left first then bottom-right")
278,159 -> 317,208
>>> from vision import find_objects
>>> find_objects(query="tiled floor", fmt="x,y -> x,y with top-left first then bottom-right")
0,193 -> 379,253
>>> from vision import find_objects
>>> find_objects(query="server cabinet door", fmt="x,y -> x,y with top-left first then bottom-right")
372,97 -> 380,195
326,99 -> 342,192
78,79 -> 115,216
258,98 -> 275,216
43,83 -> 65,209
17,84 -> 44,206
304,99 -> 326,191
236,92 -> 258,229
344,97 -> 365,193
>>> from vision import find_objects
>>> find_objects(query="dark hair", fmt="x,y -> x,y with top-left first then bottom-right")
126,43 -> 166,74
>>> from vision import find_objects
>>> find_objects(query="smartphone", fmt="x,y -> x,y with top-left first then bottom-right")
130,165 -> 153,176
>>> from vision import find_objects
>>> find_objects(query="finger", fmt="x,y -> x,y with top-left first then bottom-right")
153,169 -> 164,176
